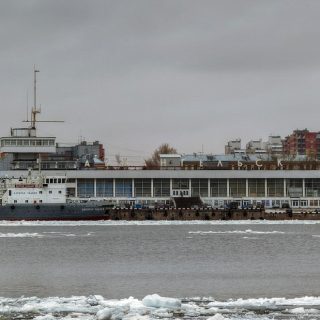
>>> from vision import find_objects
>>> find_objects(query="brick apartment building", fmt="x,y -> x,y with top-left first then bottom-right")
283,129 -> 320,159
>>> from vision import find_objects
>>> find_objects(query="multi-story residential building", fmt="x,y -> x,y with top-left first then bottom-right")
265,135 -> 283,155
225,139 -> 241,154
226,136 -> 283,156
283,129 -> 320,159
246,139 -> 266,154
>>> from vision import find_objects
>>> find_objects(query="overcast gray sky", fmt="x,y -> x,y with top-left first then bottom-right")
1,0 -> 320,164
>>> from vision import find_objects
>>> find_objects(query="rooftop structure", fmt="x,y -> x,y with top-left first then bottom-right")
225,139 -> 241,154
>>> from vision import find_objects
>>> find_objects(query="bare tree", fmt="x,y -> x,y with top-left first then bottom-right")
115,154 -> 121,165
145,143 -> 177,168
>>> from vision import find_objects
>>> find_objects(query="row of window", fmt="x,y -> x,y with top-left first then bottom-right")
1,139 -> 55,147
13,200 -> 43,204
45,178 -> 66,184
212,199 -> 320,208
10,190 -> 62,195
172,190 -> 189,196
76,178 -> 320,198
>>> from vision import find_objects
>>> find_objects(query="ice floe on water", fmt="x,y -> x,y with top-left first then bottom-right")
142,294 -> 181,309
0,294 -> 320,320
0,231 -> 92,238
0,232 -> 44,238
189,229 -> 286,235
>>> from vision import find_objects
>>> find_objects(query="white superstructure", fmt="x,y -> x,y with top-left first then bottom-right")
0,174 -> 67,205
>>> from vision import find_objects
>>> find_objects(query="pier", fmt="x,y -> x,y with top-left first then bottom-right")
107,208 -> 320,221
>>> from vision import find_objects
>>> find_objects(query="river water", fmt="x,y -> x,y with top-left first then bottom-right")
0,220 -> 319,319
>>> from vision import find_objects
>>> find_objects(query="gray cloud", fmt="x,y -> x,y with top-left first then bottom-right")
1,0 -> 320,164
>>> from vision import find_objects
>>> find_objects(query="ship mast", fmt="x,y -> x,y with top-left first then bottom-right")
31,67 -> 40,130
23,67 -> 64,131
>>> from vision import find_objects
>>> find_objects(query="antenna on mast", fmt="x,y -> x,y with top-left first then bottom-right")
26,90 -> 29,122
23,67 -> 64,130
31,66 -> 40,129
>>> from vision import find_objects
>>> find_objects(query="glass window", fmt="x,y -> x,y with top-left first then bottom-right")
305,179 -> 320,197
210,179 -> 228,197
172,179 -> 189,190
310,200 -> 319,206
267,179 -> 284,197
248,179 -> 265,197
135,179 -> 151,197
229,179 -> 246,197
191,179 -> 208,197
286,179 -> 303,197
115,179 -> 132,197
153,179 -> 170,197
77,179 -> 94,197
96,179 -> 113,197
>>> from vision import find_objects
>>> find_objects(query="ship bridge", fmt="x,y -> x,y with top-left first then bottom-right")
0,128 -> 56,154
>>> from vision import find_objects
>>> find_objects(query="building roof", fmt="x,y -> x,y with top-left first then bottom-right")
181,153 -> 308,163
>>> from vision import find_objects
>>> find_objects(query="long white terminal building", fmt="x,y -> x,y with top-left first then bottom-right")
1,169 -> 320,209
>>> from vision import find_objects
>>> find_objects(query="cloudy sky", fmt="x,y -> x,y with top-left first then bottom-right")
0,0 -> 320,164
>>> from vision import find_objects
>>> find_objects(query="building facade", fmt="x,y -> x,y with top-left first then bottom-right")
3,169 -> 319,209
283,129 -> 320,159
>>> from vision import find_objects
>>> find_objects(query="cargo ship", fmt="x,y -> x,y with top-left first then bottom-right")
0,171 -> 110,220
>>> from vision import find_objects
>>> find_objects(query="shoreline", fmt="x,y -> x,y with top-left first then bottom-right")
108,208 -> 320,221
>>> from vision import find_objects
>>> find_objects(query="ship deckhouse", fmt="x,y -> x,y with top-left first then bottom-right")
1,175 -> 66,205
0,128 -> 56,154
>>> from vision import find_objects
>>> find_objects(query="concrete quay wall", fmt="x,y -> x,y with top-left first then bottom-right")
109,209 -> 320,221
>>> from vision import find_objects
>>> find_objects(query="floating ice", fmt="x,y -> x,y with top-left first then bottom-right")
34,315 -> 56,320
142,294 -> 181,309
287,307 -> 320,314
0,232 -> 91,238
189,229 -> 286,235
96,307 -> 112,320
207,314 -> 228,320
289,307 -> 306,313
0,295 -> 319,320
0,232 -> 43,238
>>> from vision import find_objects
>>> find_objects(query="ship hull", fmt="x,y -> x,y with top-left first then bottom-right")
0,203 -> 111,221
